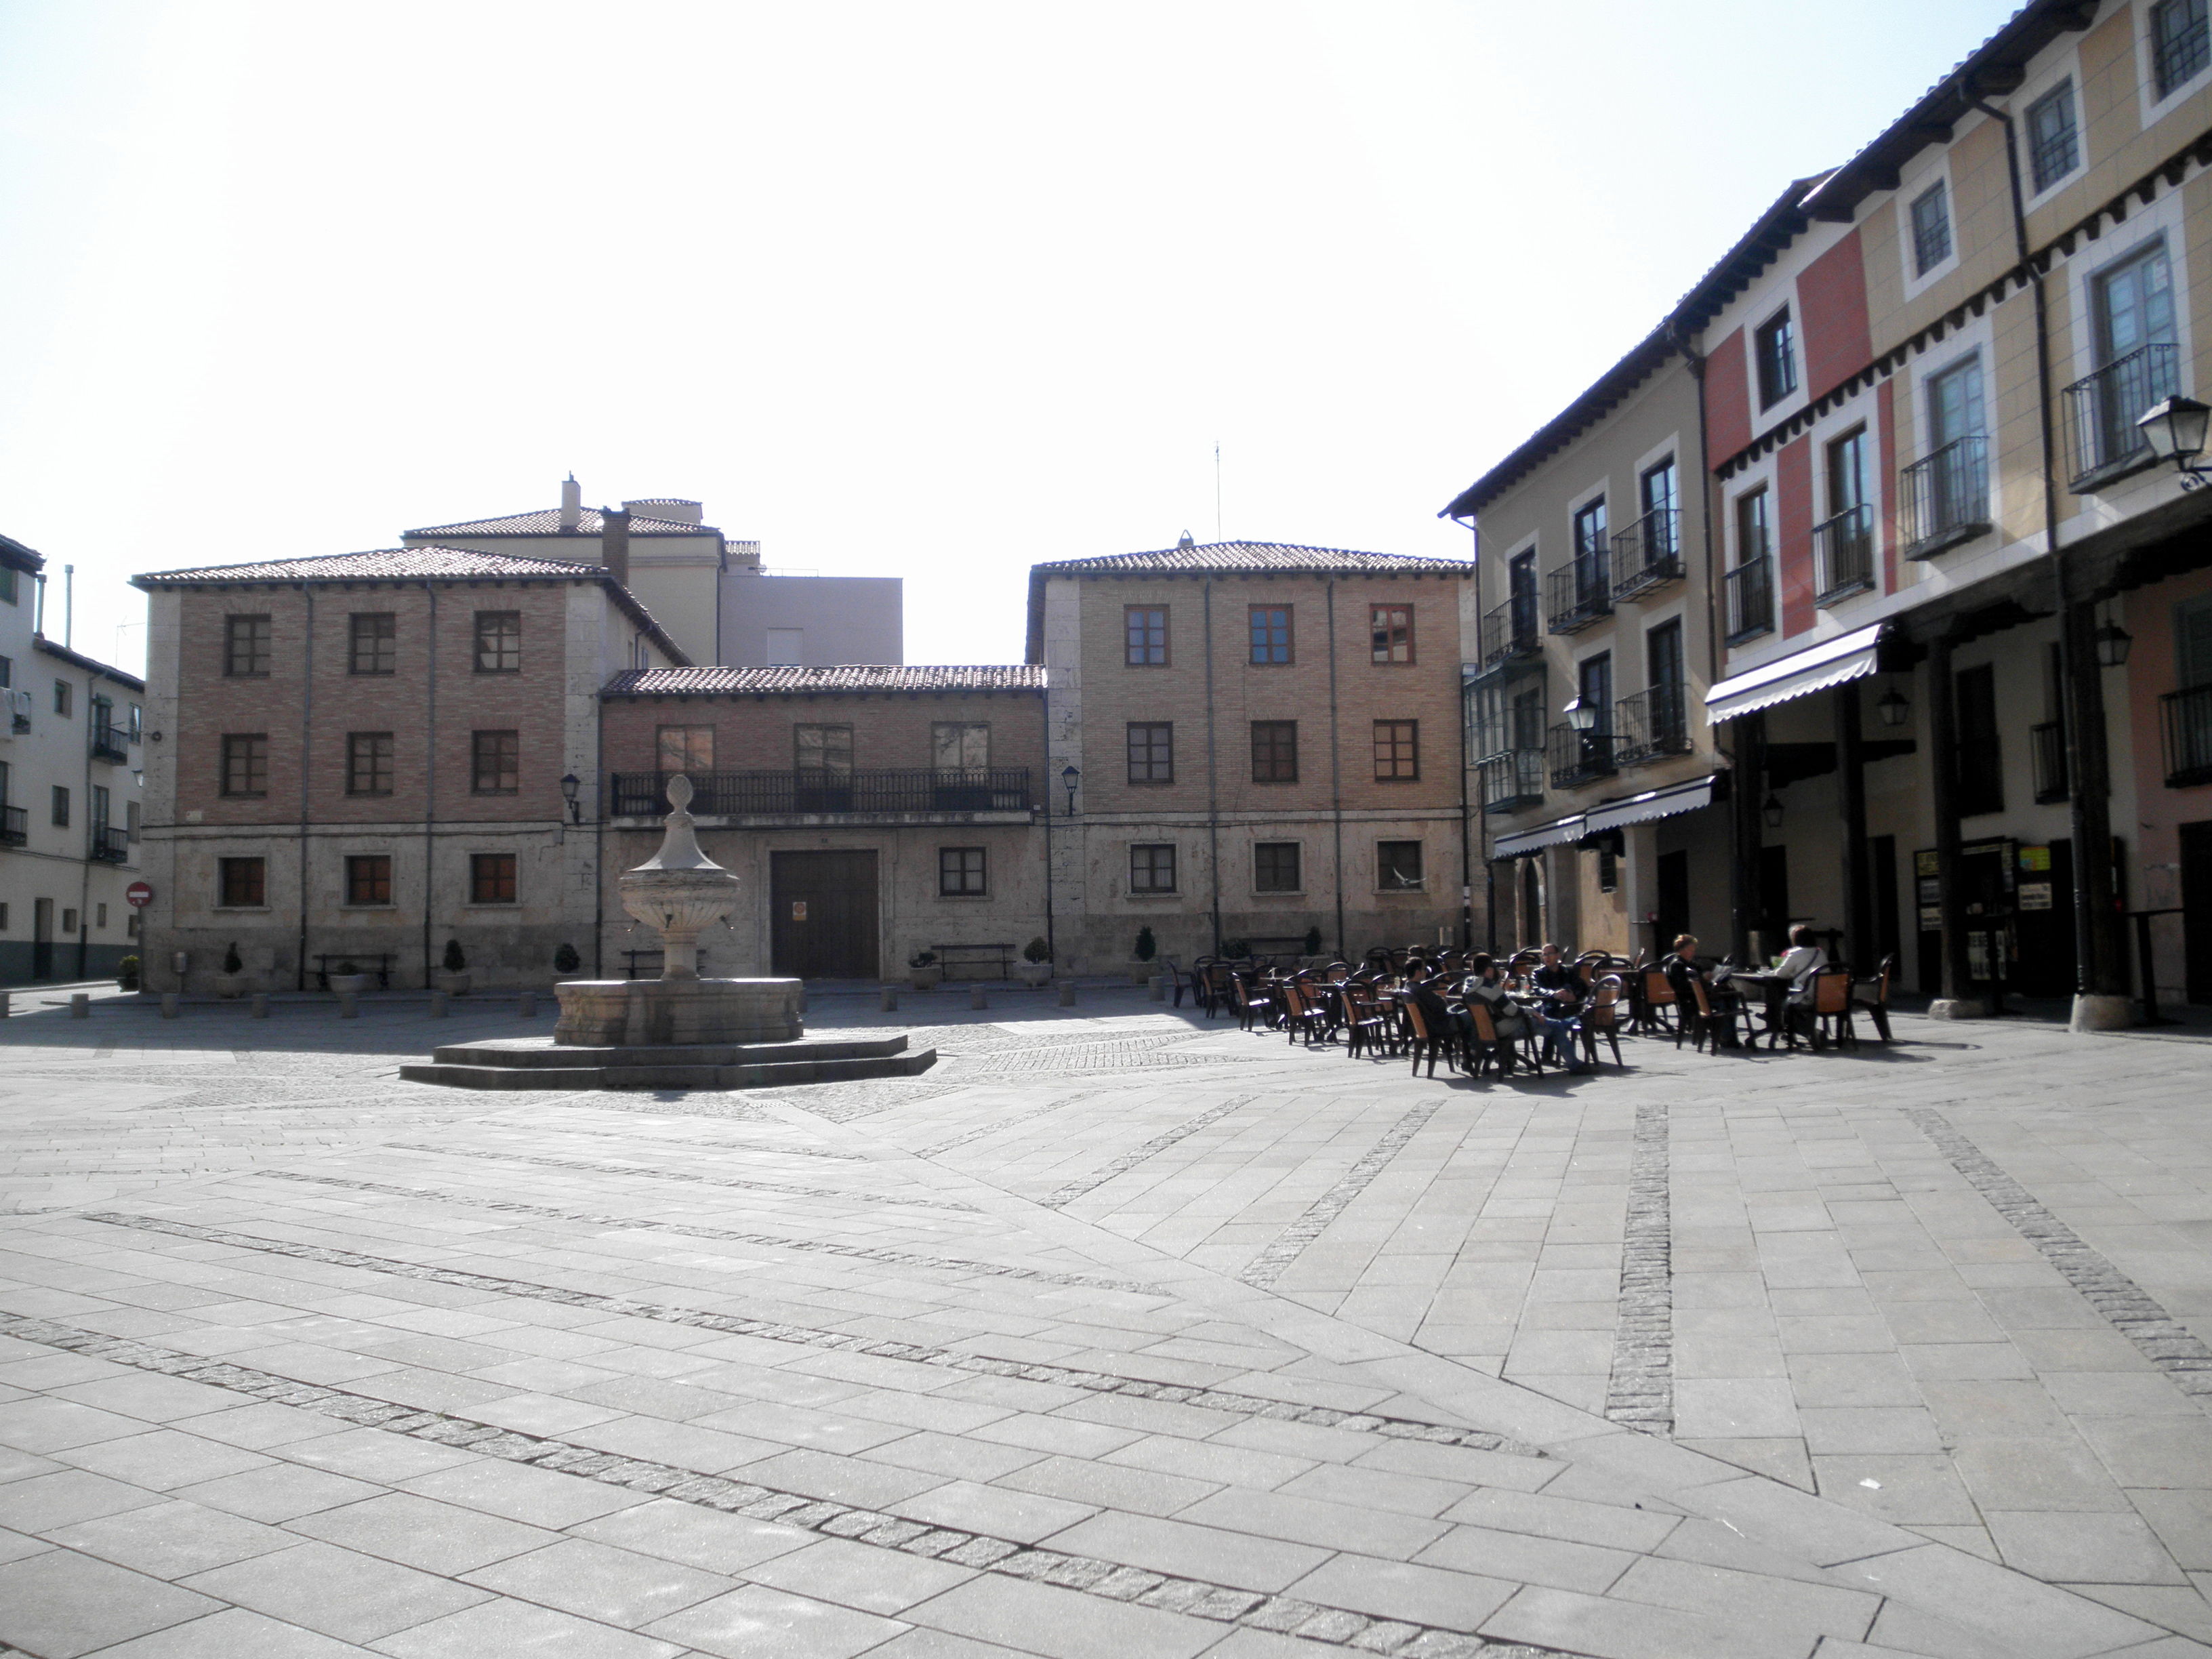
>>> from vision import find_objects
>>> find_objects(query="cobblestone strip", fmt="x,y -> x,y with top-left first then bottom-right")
0,1313 -> 1569,1659
247,1172 -> 1153,1292
1238,1103 -> 1440,1290
1907,1107 -> 2212,1401
81,1208 -> 1539,1456
1042,1097 -> 1256,1209
531,1125 -> 865,1160
383,1143 -> 981,1212
1603,1101 -> 1673,1434
913,1092 -> 1099,1160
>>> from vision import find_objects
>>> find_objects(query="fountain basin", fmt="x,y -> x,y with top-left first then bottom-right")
398,1031 -> 935,1091
552,977 -> 802,1047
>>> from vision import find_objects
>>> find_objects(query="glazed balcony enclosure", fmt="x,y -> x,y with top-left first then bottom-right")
1480,749 -> 1544,814
609,768 -> 1038,823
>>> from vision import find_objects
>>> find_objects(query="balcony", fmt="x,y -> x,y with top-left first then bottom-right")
89,827 -> 130,863
1725,557 -> 1774,642
2030,720 -> 2069,804
1545,554 -> 1612,635
1547,722 -> 1616,790
1814,502 -> 1875,606
1480,750 -> 1544,814
0,805 -> 24,848
1479,597 -> 1542,670
90,724 -> 131,764
2064,342 -> 2178,493
1900,435 -> 1990,559
1614,686 -> 1691,766
610,768 -> 1036,820
1610,508 -> 1683,600
2162,684 -> 2212,789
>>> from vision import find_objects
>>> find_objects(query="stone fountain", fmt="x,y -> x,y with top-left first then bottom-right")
402,776 -> 934,1090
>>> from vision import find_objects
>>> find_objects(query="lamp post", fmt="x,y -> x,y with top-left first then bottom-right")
1561,695 -> 1598,732
2093,616 -> 2133,668
560,773 -> 583,825
1876,686 -> 1911,729
1061,764 -> 1079,817
2139,394 -> 2212,487
1762,792 -> 1784,830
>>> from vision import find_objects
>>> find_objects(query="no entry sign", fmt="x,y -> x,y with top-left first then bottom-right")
125,882 -> 154,909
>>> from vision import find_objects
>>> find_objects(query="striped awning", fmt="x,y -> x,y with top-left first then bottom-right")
1705,622 -> 1886,724
1492,812 -> 1586,859
1582,773 -> 1720,836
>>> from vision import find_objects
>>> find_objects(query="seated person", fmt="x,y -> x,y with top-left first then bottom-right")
1529,943 -> 1591,1075
1460,952 -> 1531,1070
1774,924 -> 1829,1002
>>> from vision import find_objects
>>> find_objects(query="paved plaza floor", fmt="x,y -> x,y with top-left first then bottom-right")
4,986 -> 2212,1658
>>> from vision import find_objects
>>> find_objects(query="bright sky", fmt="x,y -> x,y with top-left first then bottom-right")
0,0 -> 2018,676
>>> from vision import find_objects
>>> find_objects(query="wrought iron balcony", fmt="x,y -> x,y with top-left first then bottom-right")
1900,435 -> 1990,559
90,724 -> 131,763
1479,597 -> 1543,670
2162,684 -> 2212,789
2064,342 -> 2179,492
1725,557 -> 1774,641
0,805 -> 24,848
2030,720 -> 2069,804
1480,750 -> 1544,814
89,826 -> 130,863
1614,686 -> 1691,766
1544,554 -> 1612,635
1547,722 -> 1616,790
610,767 -> 1036,819
1814,502 -> 1875,606
1609,508 -> 1683,600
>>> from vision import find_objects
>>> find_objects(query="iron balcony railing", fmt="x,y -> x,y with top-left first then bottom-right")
1725,557 -> 1774,640
1544,552 -> 1612,634
1814,502 -> 1876,606
1480,750 -> 1544,814
2162,684 -> 2212,789
1614,686 -> 1691,766
1900,435 -> 1990,558
611,768 -> 1036,818
2030,720 -> 2069,804
89,826 -> 130,863
0,805 -> 24,848
1479,596 -> 1542,669
1609,508 -> 1683,600
1547,722 -> 1616,790
90,724 -> 131,763
2064,342 -> 2179,491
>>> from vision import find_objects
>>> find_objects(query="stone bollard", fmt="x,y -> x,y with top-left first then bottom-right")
518,992 -> 537,1019
1058,981 -> 1076,1007
880,986 -> 899,1012
160,993 -> 179,1019
970,986 -> 989,1010
250,994 -> 270,1019
1149,975 -> 1166,1002
430,990 -> 449,1018
70,994 -> 89,1019
337,991 -> 359,1019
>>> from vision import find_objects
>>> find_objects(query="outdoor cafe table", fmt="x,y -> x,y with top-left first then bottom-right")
1722,970 -> 1797,1049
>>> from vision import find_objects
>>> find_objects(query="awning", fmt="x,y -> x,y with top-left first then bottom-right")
1705,621 -> 1886,724
1492,813 -> 1585,859
1583,773 -> 1720,836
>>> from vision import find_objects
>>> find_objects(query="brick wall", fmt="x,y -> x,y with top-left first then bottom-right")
598,689 -> 1047,781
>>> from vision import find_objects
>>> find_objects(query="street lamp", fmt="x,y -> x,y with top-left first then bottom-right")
1060,764 -> 1080,815
2093,617 -> 2134,668
2137,394 -> 2212,489
560,773 -> 583,825
1762,792 -> 1785,830
1561,695 -> 1598,732
1876,686 -> 1911,729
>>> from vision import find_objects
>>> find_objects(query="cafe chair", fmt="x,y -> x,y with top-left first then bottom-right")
1579,976 -> 1626,1068
1638,968 -> 1683,1042
1465,998 -> 1535,1078
1279,977 -> 1332,1047
1687,975 -> 1737,1056
1854,954 -> 1896,1043
1231,973 -> 1275,1033
1339,981 -> 1394,1058
1400,995 -> 1454,1078
1808,966 -> 1859,1050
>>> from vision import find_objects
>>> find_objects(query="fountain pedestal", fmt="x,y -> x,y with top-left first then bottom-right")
551,977 -> 801,1047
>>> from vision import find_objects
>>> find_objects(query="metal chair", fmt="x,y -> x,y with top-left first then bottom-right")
1687,975 -> 1738,1055
1400,994 -> 1455,1078
1809,966 -> 1859,1050
1853,954 -> 1896,1042
1230,973 -> 1275,1033
1579,976 -> 1626,1067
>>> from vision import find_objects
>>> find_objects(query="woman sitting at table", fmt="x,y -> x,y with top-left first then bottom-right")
1458,953 -> 1532,1073
1775,924 -> 1828,1002
1529,943 -> 1592,1075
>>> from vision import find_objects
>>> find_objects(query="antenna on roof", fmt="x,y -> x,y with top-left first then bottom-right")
1214,441 -> 1222,544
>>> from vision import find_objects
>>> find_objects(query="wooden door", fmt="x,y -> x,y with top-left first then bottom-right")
31,897 -> 53,981
770,851 -> 878,980
1655,851 -> 1689,955
2184,822 -> 2212,1006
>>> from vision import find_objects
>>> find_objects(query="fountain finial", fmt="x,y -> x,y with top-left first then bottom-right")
631,773 -> 722,873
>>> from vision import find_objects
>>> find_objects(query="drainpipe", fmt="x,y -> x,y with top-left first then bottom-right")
1443,519 -> 1488,953
592,674 -> 606,979
1039,677 -> 1056,968
1326,579 -> 1346,956
422,582 -> 438,989
295,586 -> 315,991
1202,578 -> 1222,956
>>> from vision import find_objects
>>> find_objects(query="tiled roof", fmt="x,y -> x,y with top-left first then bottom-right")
606,665 -> 1044,695
133,548 -> 609,585
405,508 -> 717,537
1031,539 -> 1470,575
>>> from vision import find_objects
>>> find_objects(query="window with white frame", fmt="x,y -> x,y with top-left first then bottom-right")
2026,79 -> 2080,192
2152,0 -> 2211,99
1910,181 -> 1952,276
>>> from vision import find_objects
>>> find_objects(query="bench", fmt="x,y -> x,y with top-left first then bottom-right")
312,953 -> 394,990
933,943 -> 1015,981
621,950 -> 665,981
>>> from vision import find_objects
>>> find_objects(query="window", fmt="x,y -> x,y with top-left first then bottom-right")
1249,606 -> 1292,665
91,786 -> 110,840
346,731 -> 394,796
1508,549 -> 1539,639
1572,499 -> 1607,563
1125,607 -> 1168,666
1910,182 -> 1952,276
765,628 -> 803,665
0,565 -> 14,605
0,654 -> 9,687
932,722 -> 990,772
939,846 -> 987,895
1129,843 -> 1176,893
1736,488 -> 1771,564
1955,663 -> 2003,816
51,785 -> 68,827
793,724 -> 853,775
346,854 -> 392,905
473,611 -> 521,673
1578,653 -> 1614,738
53,680 -> 70,716
1928,354 -> 1986,449
1377,840 -> 1425,890
1755,307 -> 1798,407
219,857 -> 265,907
1373,719 -> 1419,781
2176,594 -> 2212,688
1731,489 -> 1774,638
1254,842 -> 1301,893
96,903 -> 106,929
470,852 -> 518,903
1647,619 -> 1687,749
1639,458 -> 1679,558
1828,427 -> 1870,516
657,725 -> 715,775
2026,80 -> 2079,192
1370,605 -> 1414,664
348,613 -> 396,676
224,615 -> 272,678
1127,721 -> 1174,783
1250,720 -> 1298,783
2154,0 -> 2210,97
127,703 -> 142,739
472,729 -> 519,794
220,733 -> 268,798
62,909 -> 77,935
126,802 -> 141,842
2093,242 -> 2176,369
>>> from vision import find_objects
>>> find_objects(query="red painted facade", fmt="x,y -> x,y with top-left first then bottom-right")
1877,377 -> 1900,596
1777,436 -> 1816,638
1704,328 -> 1751,464
1796,228 -> 1872,405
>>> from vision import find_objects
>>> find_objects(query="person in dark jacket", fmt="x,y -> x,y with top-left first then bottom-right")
1529,943 -> 1591,1074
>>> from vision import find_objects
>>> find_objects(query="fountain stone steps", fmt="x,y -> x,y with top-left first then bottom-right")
398,1034 -> 935,1091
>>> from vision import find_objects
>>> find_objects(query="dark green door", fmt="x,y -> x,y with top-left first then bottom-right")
770,851 -> 878,981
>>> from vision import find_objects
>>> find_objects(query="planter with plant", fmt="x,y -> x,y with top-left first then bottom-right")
1016,936 -> 1052,985
1303,926 -> 1324,960
213,943 -> 249,998
327,960 -> 371,994
116,954 -> 140,993
907,949 -> 941,990
1132,925 -> 1157,984
435,939 -> 471,995
552,943 -> 581,979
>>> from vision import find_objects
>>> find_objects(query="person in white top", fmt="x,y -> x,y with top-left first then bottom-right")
1773,924 -> 1829,1003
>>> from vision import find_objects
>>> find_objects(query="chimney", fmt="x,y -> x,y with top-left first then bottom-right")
600,507 -> 630,590
560,474 -> 582,531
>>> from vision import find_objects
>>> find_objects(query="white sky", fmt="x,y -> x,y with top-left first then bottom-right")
0,0 -> 2016,676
